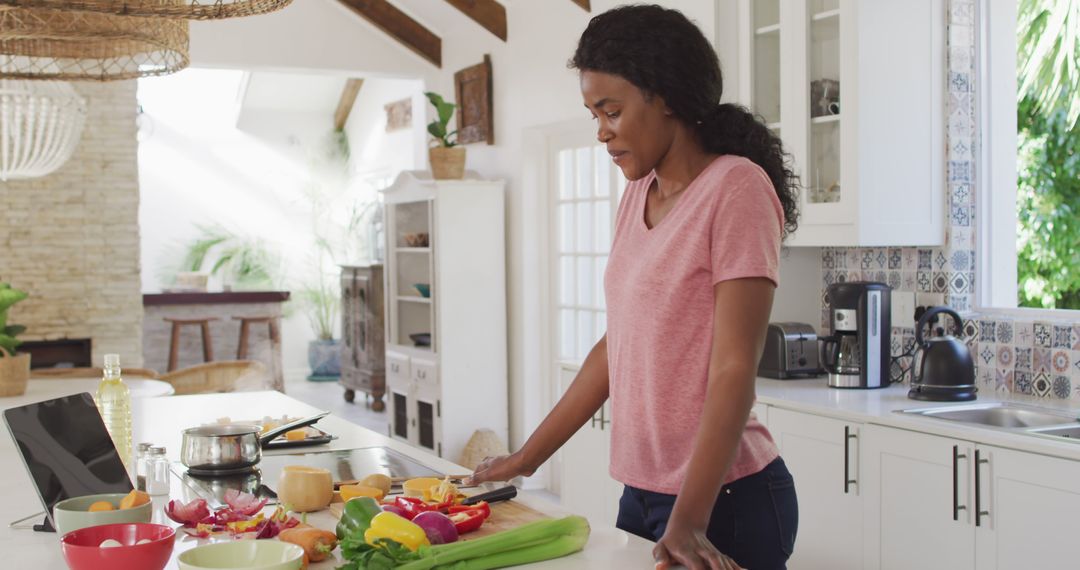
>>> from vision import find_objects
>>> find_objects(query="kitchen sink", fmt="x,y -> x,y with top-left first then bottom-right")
900,403 -> 1080,429
1029,425 -> 1080,439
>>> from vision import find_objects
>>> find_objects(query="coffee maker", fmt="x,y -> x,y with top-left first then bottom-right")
822,282 -> 891,389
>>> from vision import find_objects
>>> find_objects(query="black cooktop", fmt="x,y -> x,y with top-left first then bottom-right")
172,447 -> 442,507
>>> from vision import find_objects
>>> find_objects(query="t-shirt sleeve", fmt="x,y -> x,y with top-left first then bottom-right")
709,162 -> 784,287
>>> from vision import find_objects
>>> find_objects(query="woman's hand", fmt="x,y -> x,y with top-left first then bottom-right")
653,523 -> 742,570
463,453 -> 533,486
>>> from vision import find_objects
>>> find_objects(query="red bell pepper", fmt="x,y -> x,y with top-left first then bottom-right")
446,501 -> 491,535
393,496 -> 455,521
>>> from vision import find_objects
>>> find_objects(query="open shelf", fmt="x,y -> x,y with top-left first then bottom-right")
398,297 -> 432,304
396,247 -> 431,254
811,114 -> 841,124
812,9 -> 840,21
756,23 -> 781,35
767,122 -> 781,130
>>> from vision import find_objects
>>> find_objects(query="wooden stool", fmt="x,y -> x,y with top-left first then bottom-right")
233,316 -> 283,391
164,317 -> 219,372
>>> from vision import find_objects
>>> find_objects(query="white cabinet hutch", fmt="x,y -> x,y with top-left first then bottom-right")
381,172 -> 508,464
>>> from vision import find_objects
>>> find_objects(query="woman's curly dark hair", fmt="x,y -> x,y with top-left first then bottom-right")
570,4 -> 799,239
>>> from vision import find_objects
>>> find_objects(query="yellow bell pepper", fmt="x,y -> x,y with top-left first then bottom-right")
364,511 -> 430,551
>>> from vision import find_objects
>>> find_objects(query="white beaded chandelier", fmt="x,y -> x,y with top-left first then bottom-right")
0,79 -> 86,181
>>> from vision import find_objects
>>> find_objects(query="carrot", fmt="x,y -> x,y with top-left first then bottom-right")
278,527 -> 338,564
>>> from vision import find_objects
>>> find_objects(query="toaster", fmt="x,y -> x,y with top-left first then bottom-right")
758,322 -> 823,379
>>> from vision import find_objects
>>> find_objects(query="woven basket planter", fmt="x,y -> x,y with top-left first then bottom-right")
0,346 -> 31,397
429,146 -> 466,180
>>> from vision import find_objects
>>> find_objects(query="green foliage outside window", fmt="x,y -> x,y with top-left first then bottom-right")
1017,0 -> 1080,309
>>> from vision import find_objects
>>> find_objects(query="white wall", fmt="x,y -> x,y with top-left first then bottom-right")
137,68 -> 421,378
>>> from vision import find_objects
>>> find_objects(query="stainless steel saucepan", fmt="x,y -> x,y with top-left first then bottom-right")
181,412 -> 329,474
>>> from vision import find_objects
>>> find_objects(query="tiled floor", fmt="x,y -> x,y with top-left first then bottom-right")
284,378 -> 387,435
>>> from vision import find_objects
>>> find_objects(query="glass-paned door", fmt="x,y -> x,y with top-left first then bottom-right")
807,0 -> 841,203
551,134 -> 625,365
752,0 -> 782,134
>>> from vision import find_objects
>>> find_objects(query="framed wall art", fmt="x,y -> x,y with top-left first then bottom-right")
454,54 -> 494,145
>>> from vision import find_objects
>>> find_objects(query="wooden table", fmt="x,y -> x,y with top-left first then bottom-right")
0,391 -> 654,568
1,377 -> 175,409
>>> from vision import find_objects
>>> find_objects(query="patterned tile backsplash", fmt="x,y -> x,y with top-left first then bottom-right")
817,0 -> 1080,401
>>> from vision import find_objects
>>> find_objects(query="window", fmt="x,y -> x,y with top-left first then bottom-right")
552,143 -> 625,363
979,0 -> 1080,316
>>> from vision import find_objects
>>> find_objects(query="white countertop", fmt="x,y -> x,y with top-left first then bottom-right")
754,376 -> 1080,461
1,390 -> 652,569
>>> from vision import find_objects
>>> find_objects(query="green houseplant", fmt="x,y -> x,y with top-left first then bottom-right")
0,283 -> 31,397
177,224 -> 282,291
425,91 -> 466,180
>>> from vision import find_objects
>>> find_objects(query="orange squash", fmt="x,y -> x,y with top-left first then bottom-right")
119,490 -> 150,510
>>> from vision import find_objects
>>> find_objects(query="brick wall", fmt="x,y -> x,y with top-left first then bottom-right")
0,81 -> 143,367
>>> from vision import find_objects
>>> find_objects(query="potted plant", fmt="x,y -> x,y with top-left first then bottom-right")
176,224 -> 282,292
426,91 -> 466,179
0,283 -> 30,397
299,270 -> 341,380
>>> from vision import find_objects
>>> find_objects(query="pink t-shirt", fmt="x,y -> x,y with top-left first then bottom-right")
604,154 -> 782,495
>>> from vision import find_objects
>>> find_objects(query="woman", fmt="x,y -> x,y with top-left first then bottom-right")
467,5 -> 800,569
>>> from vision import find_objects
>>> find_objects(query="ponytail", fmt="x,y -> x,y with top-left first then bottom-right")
699,104 -> 799,238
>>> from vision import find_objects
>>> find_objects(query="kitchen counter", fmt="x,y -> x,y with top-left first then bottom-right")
755,376 -> 1080,461
0,390 -> 653,569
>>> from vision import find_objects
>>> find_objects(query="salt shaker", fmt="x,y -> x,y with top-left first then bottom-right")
146,446 -> 170,496
135,442 -> 152,491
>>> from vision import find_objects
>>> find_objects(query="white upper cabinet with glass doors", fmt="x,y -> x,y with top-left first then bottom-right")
739,0 -> 946,247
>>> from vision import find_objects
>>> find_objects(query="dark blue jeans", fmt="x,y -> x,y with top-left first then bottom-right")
615,457 -> 798,570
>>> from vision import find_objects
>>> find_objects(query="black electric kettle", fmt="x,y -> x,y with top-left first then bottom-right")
908,307 -> 977,401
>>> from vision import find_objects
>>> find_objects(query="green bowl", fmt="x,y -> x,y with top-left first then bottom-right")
178,541 -> 305,570
53,493 -> 153,536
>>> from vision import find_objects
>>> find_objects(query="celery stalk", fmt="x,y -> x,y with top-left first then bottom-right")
394,515 -> 590,570
434,533 -> 589,570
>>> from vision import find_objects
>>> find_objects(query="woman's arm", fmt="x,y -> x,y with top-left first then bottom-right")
654,277 -> 775,570
467,335 -> 610,484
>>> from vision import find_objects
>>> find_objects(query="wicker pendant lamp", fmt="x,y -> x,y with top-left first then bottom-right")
0,0 -> 292,20
0,79 -> 86,180
0,6 -> 189,81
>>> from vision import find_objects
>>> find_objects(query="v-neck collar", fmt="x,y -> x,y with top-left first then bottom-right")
639,156 -> 721,233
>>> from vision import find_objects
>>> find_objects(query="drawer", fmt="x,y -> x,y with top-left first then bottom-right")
411,359 -> 437,388
386,352 -> 410,386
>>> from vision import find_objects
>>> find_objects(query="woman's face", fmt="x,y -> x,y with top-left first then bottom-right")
580,70 -> 677,181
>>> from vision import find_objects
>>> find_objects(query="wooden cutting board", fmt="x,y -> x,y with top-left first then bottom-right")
329,493 -> 549,540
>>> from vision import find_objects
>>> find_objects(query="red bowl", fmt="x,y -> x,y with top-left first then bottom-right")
60,522 -> 175,570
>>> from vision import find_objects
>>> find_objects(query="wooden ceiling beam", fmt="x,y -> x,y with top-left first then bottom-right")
334,78 -> 364,131
570,0 -> 590,12
337,0 -> 442,67
444,0 -> 506,42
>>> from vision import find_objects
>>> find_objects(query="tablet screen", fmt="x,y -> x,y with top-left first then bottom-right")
3,393 -> 133,526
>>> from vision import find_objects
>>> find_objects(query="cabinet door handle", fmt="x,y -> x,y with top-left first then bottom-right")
418,370 -> 426,380
953,445 -> 967,521
600,404 -> 610,430
975,449 -> 989,526
843,426 -> 858,494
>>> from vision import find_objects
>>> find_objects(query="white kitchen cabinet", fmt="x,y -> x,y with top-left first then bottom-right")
861,425 -> 976,570
768,407 -> 863,569
751,402 -> 769,428
381,172 -> 507,463
861,426 -> 1080,570
738,0 -> 946,246
974,445 -> 1080,570
557,363 -> 622,527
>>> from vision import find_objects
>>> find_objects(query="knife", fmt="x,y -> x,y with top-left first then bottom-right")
461,485 -> 517,506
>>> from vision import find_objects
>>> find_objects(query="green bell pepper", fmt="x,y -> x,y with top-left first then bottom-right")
336,496 -> 384,540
